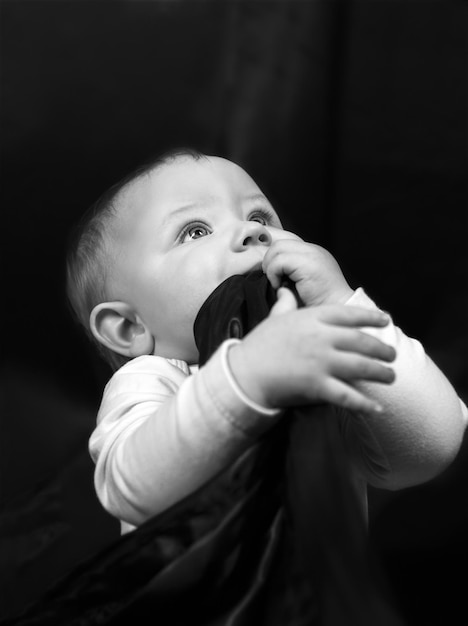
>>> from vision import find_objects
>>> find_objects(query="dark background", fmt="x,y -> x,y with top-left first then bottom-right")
1,1 -> 467,623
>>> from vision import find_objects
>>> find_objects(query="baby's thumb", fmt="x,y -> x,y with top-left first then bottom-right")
270,287 -> 298,316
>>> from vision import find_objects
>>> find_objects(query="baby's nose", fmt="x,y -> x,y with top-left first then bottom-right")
232,222 -> 272,251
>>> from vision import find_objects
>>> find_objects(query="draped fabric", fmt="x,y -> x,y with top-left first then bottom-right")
2,2 -> 466,623
2,425 -> 288,625
2,272 -> 401,625
194,272 -> 402,626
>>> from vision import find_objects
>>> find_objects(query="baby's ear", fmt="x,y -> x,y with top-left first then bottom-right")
90,302 -> 154,358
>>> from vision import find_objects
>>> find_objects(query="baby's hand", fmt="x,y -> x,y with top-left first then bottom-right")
263,239 -> 354,307
228,295 -> 396,414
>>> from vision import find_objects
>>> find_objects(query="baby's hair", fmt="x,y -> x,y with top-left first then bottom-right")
66,147 -> 205,371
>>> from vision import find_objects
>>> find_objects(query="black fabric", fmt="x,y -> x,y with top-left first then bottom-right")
3,4 -> 466,622
1,428 -> 288,625
195,271 -> 402,626
2,272 -> 402,625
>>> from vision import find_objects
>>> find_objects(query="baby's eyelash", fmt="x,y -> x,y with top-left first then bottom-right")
177,221 -> 211,244
248,207 -> 277,225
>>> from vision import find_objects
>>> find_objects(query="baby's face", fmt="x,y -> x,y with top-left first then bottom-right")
109,156 -> 295,363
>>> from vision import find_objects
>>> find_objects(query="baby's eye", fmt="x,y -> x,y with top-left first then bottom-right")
178,223 -> 211,243
248,208 -> 276,226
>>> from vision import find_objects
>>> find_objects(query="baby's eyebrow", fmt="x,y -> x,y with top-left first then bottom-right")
244,193 -> 277,213
162,203 -> 202,225
244,193 -> 270,204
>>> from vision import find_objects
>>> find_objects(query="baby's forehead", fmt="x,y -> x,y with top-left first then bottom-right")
109,163 -> 179,236
111,154 -> 267,230
121,155 -> 254,201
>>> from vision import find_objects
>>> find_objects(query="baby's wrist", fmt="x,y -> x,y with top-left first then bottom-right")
334,285 -> 356,305
224,340 -> 280,415
319,284 -> 355,306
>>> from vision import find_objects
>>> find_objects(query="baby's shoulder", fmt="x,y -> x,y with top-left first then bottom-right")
104,355 -> 191,398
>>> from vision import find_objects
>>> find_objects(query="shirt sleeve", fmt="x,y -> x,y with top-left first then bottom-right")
89,349 -> 281,529
342,288 -> 468,490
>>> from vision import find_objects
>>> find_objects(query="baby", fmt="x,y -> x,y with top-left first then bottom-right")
66,148 -> 467,534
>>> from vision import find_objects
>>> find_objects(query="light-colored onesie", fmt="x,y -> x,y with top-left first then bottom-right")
89,288 -> 468,534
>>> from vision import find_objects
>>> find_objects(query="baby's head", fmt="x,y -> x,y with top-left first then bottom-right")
67,148 -> 294,369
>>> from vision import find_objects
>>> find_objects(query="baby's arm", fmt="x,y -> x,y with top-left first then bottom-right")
343,288 -> 468,490
90,352 -> 278,529
263,239 -> 468,489
90,302 -> 394,529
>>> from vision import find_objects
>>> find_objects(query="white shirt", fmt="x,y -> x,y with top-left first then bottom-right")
89,288 -> 468,533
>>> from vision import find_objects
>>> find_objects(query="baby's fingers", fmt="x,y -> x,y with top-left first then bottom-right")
322,379 -> 384,414
335,330 -> 396,362
269,287 -> 298,316
318,305 -> 390,328
334,354 -> 396,384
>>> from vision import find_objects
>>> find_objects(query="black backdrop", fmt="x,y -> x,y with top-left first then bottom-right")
1,1 -> 467,624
